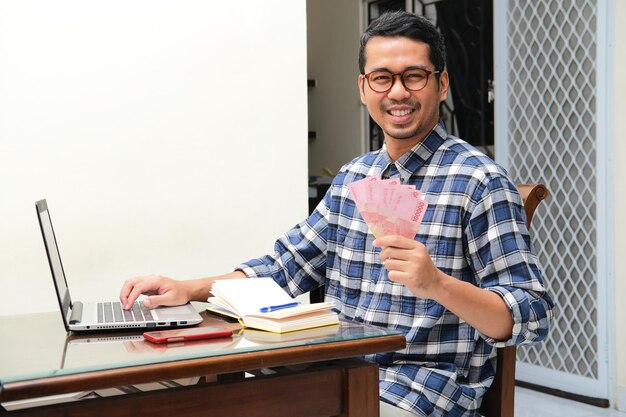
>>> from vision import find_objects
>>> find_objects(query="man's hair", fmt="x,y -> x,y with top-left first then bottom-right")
358,11 -> 447,74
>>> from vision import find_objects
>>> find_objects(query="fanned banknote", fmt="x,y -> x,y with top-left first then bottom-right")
348,177 -> 427,238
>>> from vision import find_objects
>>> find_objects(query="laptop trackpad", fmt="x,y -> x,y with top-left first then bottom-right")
152,304 -> 198,320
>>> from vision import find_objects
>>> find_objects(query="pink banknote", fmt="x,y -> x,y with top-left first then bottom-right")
347,177 -> 428,238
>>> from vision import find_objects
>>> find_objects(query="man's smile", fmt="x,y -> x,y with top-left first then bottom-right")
388,108 -> 414,117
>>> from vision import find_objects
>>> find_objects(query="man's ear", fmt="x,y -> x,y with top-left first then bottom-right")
358,74 -> 367,105
438,70 -> 449,103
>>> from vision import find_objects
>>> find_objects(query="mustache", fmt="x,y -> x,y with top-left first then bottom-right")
382,98 -> 421,110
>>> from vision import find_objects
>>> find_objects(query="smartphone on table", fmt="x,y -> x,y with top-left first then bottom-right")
143,326 -> 233,344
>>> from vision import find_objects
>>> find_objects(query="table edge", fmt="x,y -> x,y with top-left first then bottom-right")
1,333 -> 405,402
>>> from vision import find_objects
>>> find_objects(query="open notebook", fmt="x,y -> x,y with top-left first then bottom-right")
206,278 -> 339,333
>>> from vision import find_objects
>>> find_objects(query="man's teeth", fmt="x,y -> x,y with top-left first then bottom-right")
389,109 -> 413,116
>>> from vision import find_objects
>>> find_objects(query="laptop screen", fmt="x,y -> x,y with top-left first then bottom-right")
36,199 -> 72,327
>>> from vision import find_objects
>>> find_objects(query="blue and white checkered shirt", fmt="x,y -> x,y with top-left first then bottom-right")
238,121 -> 553,416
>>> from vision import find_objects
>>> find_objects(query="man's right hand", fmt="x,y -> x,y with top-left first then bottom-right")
120,270 -> 247,310
120,275 -> 191,310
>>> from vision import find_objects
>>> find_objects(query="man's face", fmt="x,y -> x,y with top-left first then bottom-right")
358,36 -> 448,145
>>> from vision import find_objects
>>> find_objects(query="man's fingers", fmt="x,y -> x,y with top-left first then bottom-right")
120,278 -> 140,308
143,293 -> 171,309
383,257 -> 403,269
380,247 -> 404,263
120,276 -> 162,309
387,269 -> 411,284
373,234 -> 414,249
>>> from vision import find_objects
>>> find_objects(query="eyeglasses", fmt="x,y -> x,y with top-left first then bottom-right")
363,68 -> 441,93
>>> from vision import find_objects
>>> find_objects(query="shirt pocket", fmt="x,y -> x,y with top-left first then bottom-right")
332,227 -> 378,296
374,279 -> 436,326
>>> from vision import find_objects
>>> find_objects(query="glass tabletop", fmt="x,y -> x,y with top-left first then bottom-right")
0,309 -> 403,385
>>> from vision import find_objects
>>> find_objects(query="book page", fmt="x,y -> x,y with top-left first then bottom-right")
211,278 -> 295,317
245,302 -> 335,319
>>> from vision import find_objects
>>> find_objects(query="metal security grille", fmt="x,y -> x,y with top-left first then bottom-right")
495,0 -> 609,399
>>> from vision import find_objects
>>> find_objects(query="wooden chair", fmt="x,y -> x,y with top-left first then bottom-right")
479,183 -> 549,417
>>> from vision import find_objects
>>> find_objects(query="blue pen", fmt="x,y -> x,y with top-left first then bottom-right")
259,302 -> 300,313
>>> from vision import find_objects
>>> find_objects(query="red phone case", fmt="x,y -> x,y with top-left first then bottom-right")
143,327 -> 233,344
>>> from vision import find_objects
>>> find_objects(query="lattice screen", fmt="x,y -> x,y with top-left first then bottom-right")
505,0 -> 599,382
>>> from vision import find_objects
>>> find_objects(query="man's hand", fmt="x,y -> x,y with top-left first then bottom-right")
119,271 -> 247,310
120,275 -> 191,310
373,234 -> 514,341
373,235 -> 444,300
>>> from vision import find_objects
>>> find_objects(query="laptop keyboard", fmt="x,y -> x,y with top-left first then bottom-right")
97,301 -> 155,323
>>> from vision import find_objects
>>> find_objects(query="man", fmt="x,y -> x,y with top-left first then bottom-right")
121,11 -> 553,416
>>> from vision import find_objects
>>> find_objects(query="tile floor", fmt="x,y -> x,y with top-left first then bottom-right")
515,387 -> 626,417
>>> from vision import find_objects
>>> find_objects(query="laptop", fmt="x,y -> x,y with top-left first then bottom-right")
35,199 -> 203,332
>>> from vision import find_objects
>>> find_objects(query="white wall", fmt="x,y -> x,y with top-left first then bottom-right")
307,0 -> 363,177
0,0 -> 308,316
612,0 -> 626,409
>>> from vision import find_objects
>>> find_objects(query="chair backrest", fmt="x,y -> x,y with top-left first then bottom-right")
479,183 -> 549,417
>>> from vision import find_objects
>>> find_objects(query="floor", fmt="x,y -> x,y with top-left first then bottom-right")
515,387 -> 626,417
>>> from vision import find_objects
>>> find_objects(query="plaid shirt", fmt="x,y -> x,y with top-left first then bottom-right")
238,121 -> 553,416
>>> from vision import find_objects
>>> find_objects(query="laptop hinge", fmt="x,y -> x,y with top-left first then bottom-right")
69,301 -> 83,324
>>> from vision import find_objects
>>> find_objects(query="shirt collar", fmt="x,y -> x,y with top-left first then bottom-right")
381,120 -> 447,183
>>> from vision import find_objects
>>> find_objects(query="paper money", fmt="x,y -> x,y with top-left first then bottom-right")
348,177 -> 428,238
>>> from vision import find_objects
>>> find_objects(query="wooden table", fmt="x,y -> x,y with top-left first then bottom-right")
0,309 -> 405,417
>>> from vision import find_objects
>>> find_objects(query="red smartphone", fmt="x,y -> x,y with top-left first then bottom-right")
143,326 -> 233,344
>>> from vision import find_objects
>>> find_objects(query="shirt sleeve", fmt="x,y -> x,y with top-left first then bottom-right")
464,176 -> 554,347
236,190 -> 331,298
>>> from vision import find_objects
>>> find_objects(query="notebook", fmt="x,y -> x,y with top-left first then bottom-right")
206,278 -> 339,333
35,199 -> 203,332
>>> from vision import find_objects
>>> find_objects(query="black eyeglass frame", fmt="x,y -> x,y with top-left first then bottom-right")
363,67 -> 441,93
